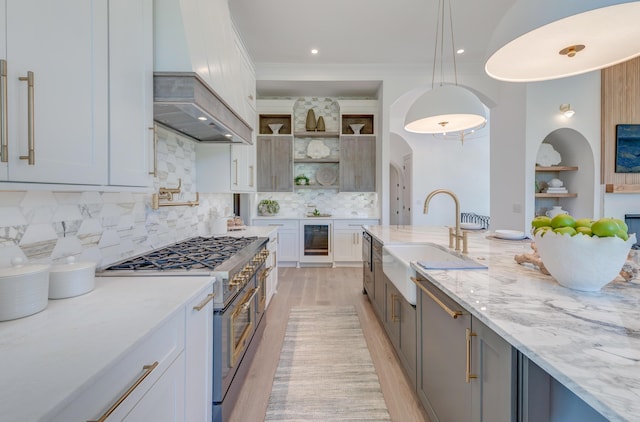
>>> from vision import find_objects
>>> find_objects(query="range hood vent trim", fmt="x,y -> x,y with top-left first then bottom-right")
153,72 -> 253,144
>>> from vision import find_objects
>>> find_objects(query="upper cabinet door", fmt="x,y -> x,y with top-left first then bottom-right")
340,135 -> 376,192
108,0 -> 153,187
5,0 -> 108,185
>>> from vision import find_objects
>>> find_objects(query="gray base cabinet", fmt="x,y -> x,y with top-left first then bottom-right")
519,355 -> 607,422
371,239 -> 385,320
384,278 -> 417,389
416,276 -> 516,422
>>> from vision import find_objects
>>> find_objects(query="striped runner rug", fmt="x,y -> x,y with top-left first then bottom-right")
265,306 -> 391,421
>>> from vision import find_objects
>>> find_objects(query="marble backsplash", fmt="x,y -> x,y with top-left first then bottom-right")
255,191 -> 378,218
0,126 -> 232,269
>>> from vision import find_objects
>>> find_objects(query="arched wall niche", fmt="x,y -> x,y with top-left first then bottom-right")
535,128 -> 596,219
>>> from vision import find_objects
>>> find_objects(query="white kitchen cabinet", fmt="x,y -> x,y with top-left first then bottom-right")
123,352 -> 186,422
333,219 -> 378,263
196,143 -> 256,193
252,219 -> 299,266
233,30 -> 256,127
185,285 -> 214,422
231,144 -> 256,192
265,231 -> 278,306
0,0 -> 109,185
50,310 -> 186,422
108,0 -> 154,187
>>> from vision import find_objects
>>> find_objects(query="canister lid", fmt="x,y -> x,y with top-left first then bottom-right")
50,256 -> 96,273
0,257 -> 50,278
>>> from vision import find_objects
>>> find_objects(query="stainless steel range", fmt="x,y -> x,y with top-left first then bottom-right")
99,235 -> 270,422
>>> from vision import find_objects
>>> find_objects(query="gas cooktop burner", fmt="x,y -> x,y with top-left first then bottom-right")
105,236 -> 258,271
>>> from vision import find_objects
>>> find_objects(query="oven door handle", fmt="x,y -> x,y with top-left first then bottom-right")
241,287 -> 260,311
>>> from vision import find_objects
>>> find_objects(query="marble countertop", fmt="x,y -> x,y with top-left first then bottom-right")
365,225 -> 640,422
0,276 -> 213,422
252,215 -> 379,220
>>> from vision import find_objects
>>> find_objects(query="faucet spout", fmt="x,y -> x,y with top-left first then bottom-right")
423,189 -> 467,253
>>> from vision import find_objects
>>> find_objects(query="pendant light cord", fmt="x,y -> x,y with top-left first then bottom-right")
431,0 -> 459,88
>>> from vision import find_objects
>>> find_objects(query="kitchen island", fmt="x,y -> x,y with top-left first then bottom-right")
365,225 -> 640,422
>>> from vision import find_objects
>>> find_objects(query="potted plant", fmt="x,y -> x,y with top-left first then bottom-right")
295,174 -> 310,185
257,199 -> 280,216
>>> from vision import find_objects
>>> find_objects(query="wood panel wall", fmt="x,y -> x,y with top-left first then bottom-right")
601,56 -> 640,192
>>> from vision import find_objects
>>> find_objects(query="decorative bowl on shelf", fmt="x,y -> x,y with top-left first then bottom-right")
268,123 -> 283,134
349,123 -> 365,134
534,231 -> 635,291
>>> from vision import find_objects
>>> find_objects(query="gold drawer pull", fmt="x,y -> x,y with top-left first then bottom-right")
410,276 -> 463,319
88,361 -> 159,422
193,293 -> 215,311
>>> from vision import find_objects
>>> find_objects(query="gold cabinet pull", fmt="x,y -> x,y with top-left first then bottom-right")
410,276 -> 463,319
148,126 -> 157,176
466,328 -> 477,383
233,158 -> 239,186
0,60 -> 7,163
88,361 -> 159,422
192,293 -> 215,311
391,293 -> 401,323
18,71 -> 34,165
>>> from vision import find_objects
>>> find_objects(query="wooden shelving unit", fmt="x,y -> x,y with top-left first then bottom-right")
605,184 -> 640,193
294,158 -> 339,164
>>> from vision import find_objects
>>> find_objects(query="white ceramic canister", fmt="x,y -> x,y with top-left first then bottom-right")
49,257 -> 96,299
546,206 -> 567,218
0,258 -> 50,321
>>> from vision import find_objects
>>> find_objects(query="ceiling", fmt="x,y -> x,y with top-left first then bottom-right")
229,0 -> 517,97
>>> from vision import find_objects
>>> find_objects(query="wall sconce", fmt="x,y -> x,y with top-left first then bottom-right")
559,104 -> 575,118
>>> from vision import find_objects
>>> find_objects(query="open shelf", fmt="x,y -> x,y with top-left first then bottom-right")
295,184 -> 339,190
535,166 -> 578,172
293,131 -> 340,138
535,193 -> 578,198
259,114 -> 292,135
342,114 -> 374,135
605,184 -> 640,193
294,158 -> 339,163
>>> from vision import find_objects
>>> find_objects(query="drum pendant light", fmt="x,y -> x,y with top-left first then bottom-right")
404,0 -> 487,138
485,0 -> 640,82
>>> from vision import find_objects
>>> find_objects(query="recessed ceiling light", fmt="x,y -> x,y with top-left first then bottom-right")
456,49 -> 465,54
225,133 -> 232,138
311,49 -> 319,55
198,116 -> 207,121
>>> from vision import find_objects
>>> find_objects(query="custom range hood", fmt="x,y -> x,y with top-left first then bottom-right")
153,72 -> 252,144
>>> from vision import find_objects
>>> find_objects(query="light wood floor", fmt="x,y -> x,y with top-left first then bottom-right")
229,266 -> 430,422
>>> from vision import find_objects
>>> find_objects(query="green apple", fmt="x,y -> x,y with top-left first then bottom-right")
575,226 -> 593,236
531,216 -> 552,229
550,214 -> 576,229
534,226 -> 554,236
554,226 -> 577,236
616,229 -> 629,241
575,218 -> 594,228
591,218 -> 620,237
612,218 -> 629,232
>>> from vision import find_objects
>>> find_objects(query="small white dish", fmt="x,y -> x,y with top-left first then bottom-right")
460,222 -> 483,230
494,229 -> 526,240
